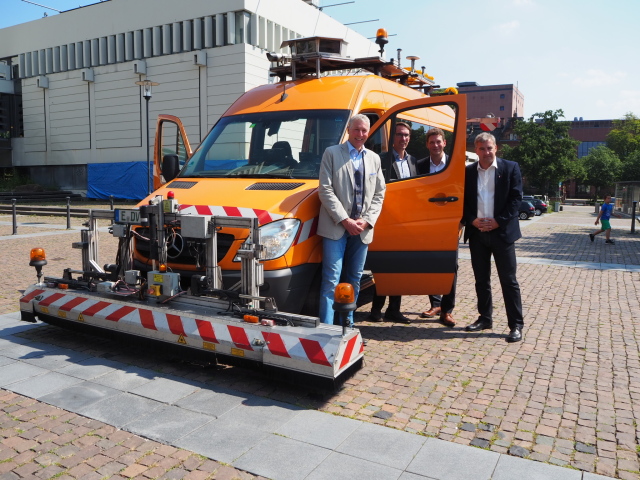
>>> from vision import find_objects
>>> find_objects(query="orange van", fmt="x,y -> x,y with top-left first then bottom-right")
132,37 -> 467,315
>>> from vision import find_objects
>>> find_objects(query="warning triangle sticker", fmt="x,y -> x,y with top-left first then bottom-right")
77,313 -> 85,323
177,334 -> 187,345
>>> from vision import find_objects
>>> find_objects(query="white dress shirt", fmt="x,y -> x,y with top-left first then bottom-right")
347,141 -> 365,170
429,155 -> 447,174
393,150 -> 410,179
477,158 -> 497,219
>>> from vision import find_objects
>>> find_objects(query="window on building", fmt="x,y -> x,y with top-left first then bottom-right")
499,106 -> 504,111
578,141 -> 605,158
500,94 -> 505,99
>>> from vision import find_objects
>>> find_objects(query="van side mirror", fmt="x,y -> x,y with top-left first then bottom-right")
162,154 -> 180,181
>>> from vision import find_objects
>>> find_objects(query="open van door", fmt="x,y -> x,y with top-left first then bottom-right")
365,94 -> 467,296
153,115 -> 193,190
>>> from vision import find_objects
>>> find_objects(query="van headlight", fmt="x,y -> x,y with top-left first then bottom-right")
234,218 -> 300,261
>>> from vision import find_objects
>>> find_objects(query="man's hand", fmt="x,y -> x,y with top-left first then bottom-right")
473,217 -> 499,232
595,219 -> 600,225
341,218 -> 365,235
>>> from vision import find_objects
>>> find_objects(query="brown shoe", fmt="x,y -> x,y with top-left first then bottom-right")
439,313 -> 456,327
421,306 -> 441,318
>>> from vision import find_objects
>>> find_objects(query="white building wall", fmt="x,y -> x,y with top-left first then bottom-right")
0,0 -> 378,193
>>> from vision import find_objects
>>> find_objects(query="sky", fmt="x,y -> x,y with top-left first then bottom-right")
2,0 -> 638,122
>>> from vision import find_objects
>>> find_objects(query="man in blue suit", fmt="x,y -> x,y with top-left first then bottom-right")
463,132 -> 524,342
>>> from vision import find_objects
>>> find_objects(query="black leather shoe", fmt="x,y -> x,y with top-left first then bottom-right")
465,319 -> 493,332
384,311 -> 411,324
506,327 -> 522,343
367,310 -> 383,322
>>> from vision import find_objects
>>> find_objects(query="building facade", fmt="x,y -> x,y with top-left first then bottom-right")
0,0 -> 377,196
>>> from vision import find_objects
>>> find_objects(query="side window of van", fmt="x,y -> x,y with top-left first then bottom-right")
372,103 -> 457,182
160,122 -> 189,166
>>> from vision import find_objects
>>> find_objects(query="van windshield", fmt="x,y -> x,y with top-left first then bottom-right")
180,110 -> 350,179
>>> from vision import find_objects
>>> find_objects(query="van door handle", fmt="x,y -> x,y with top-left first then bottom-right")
428,196 -> 459,203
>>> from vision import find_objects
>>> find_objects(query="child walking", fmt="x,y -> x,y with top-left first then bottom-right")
589,195 -> 620,244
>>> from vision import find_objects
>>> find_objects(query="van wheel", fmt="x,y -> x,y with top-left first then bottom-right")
300,271 -> 321,317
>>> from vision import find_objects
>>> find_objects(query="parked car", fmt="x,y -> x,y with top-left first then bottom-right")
523,196 -> 548,216
519,201 -> 535,220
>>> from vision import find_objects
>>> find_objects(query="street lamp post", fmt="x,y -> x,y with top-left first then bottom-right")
135,79 -> 159,195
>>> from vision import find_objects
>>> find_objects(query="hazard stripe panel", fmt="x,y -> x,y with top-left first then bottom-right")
19,289 -> 45,303
59,296 -> 89,311
299,339 -> 332,367
38,292 -> 67,307
196,319 -> 219,343
178,205 -> 284,225
262,331 -> 291,358
19,286 -> 364,378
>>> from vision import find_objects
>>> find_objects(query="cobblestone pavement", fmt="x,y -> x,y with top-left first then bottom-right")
0,390 -> 265,480
1,206 -> 640,479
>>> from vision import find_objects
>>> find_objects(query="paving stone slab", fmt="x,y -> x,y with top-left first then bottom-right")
8,371 -> 84,398
407,438 -> 499,480
20,349 -> 94,370
492,454 -> 582,480
129,376 -> 201,404
305,451 -> 402,480
55,356 -> 124,380
38,381 -> 121,412
0,341 -> 64,360
216,394 -> 303,432
335,421 -> 426,470
0,355 -> 16,367
583,473 -> 618,480
174,388 -> 246,417
233,434 -> 331,480
175,415 -> 270,465
90,365 -> 157,391
398,472 -> 437,480
80,391 -> 165,428
275,409 -> 362,450
123,404 -> 215,443
0,361 -> 48,387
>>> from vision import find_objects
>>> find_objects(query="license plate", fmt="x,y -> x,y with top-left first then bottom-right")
114,209 -> 141,224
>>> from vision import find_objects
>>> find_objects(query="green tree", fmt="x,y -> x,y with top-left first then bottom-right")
620,150 -> 640,181
607,113 -> 640,159
501,110 -> 579,196
580,146 -> 622,200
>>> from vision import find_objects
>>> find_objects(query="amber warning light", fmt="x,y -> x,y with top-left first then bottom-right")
29,247 -> 48,284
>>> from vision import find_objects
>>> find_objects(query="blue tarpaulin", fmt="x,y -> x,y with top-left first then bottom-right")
87,161 -> 150,200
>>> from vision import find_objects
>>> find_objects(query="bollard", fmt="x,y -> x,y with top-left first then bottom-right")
66,196 -> 71,230
595,202 -> 599,214
110,195 -> 114,210
632,201 -> 638,234
12,198 -> 17,235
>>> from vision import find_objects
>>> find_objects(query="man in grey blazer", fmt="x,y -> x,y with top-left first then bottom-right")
318,114 -> 386,326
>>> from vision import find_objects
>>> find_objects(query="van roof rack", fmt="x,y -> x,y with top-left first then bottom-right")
267,36 -> 437,92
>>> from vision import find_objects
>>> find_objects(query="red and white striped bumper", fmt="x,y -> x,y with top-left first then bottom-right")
20,285 -> 364,379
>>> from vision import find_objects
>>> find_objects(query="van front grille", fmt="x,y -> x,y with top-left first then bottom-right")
133,227 -> 235,267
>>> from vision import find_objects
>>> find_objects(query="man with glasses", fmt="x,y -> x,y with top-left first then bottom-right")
318,114 -> 386,326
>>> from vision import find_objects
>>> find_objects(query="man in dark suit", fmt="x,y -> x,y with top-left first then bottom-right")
416,127 -> 458,327
367,122 -> 416,324
463,132 -> 524,342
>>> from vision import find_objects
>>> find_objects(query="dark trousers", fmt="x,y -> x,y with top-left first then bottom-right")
372,294 -> 401,313
428,268 -> 457,314
468,231 -> 523,329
